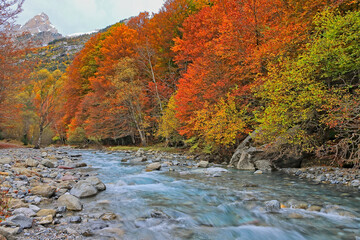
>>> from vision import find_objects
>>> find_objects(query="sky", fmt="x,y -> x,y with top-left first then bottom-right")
16,0 -> 165,35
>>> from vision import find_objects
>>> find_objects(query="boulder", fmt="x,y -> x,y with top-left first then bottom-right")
31,185 -> 56,198
130,157 -> 147,164
0,226 -> 20,240
29,205 -> 40,213
70,181 -> 98,198
5,215 -> 33,229
198,161 -> 209,168
9,199 -> 28,209
230,130 -> 305,169
85,177 -> 106,191
236,152 -> 255,170
12,208 -> 36,217
254,160 -> 272,172
307,205 -> 322,212
58,194 -> 82,211
36,209 -> 56,217
146,163 -> 161,171
41,160 -> 55,168
135,149 -> 145,157
272,153 -> 302,168
38,215 -> 53,225
61,175 -> 78,181
265,200 -> 281,212
25,159 -> 38,168
286,199 -> 308,209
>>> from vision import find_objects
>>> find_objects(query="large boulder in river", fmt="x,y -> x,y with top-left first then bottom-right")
70,181 -> 98,198
130,157 -> 147,164
254,160 -> 272,171
58,193 -> 82,211
235,151 -> 256,170
85,177 -> 106,191
230,132 -> 302,169
198,161 -> 209,168
146,163 -> 161,171
229,135 -> 257,170
265,200 -> 281,212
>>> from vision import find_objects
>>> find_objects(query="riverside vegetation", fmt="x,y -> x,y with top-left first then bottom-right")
0,0 -> 359,168
0,0 -> 360,239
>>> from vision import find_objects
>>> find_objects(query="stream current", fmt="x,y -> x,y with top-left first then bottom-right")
73,150 -> 360,240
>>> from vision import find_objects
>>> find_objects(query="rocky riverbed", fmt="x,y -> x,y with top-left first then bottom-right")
281,167 -> 360,190
0,147 -> 115,240
0,147 -> 359,240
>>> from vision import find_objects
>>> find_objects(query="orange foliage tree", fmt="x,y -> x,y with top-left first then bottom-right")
173,0 -> 340,151
0,0 -> 33,127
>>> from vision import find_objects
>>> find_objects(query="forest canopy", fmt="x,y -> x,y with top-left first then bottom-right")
1,0 -> 360,166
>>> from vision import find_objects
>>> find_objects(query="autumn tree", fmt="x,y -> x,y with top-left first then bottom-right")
65,24 -> 140,143
31,69 -> 63,148
255,8 -> 360,165
0,0 -> 31,126
61,33 -> 103,132
109,57 -> 148,145
157,95 -> 182,146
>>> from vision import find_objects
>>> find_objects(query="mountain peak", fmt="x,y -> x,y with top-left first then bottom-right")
20,12 -> 59,35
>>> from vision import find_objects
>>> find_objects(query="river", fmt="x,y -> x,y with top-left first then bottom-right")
72,149 -> 360,240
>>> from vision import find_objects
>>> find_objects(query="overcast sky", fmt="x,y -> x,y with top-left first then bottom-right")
16,0 -> 165,35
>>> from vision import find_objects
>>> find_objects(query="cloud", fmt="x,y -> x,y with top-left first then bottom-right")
16,0 -> 165,35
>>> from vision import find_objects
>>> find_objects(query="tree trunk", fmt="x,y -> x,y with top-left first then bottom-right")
35,125 -> 43,149
146,46 -> 163,113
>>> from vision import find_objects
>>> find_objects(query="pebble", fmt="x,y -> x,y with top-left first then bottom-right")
69,216 -> 82,223
281,167 -> 359,190
0,147 -> 108,239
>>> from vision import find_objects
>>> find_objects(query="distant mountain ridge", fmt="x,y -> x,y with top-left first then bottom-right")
20,12 -> 58,34
16,12 -> 62,46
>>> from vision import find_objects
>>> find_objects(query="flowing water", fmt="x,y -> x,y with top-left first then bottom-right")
74,150 -> 360,240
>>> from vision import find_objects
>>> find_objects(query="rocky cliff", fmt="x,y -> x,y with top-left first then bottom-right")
17,13 -> 62,46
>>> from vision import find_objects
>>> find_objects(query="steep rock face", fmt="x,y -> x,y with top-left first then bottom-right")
20,12 -> 58,35
18,13 -> 62,46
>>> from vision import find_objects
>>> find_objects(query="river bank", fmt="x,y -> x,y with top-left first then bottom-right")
0,147 -> 359,239
0,147 -> 110,239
